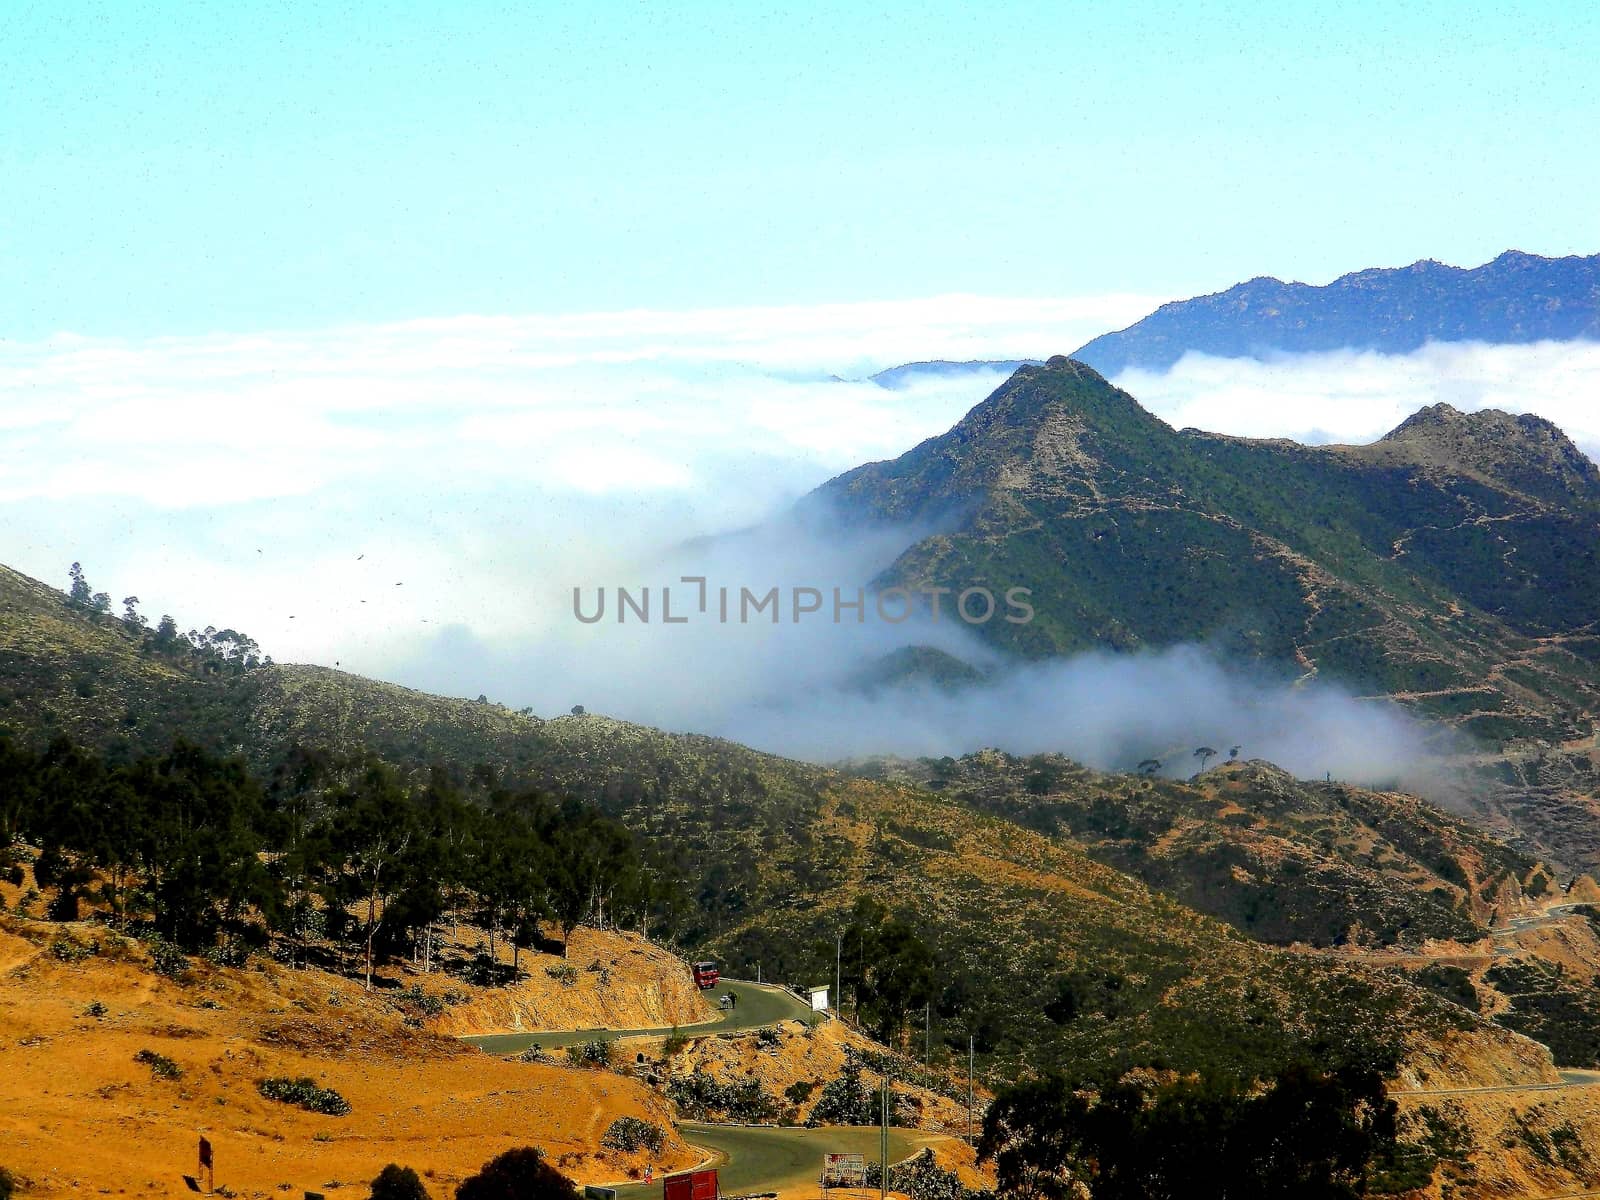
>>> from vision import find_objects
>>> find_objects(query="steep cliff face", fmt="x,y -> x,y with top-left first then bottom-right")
425,927 -> 715,1037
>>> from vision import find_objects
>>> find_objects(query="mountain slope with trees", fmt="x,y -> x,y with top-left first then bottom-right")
0,557 -> 1553,1090
14,553 -> 1600,1192
810,357 -> 1600,870
851,751 -> 1545,949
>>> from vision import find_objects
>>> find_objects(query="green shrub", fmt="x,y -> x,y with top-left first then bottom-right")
1412,964 -> 1478,1012
258,1076 -> 351,1116
1509,1109 -> 1586,1171
458,1148 -> 577,1200
141,935 -> 188,980
83,999 -> 108,1018
545,964 -> 578,986
808,1058 -> 874,1125
135,1049 -> 183,1080
785,1079 -> 818,1105
565,1039 -> 614,1069
50,935 -> 95,963
1486,960 -> 1600,1067
398,985 -> 445,1017
667,1073 -> 777,1123
1415,1103 -> 1474,1162
202,942 -> 250,969
865,1149 -> 989,1200
369,1163 -> 429,1200
600,1117 -> 665,1154
1367,1102 -> 1476,1193
662,1027 -> 689,1056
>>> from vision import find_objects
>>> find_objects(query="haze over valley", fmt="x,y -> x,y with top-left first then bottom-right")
9,259 -> 1600,787
10,5 -> 1600,1196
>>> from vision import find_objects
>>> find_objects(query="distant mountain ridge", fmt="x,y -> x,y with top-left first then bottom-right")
1071,249 -> 1600,375
868,358 -> 1040,389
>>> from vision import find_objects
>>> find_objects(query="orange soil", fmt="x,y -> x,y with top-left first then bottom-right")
0,918 -> 695,1200
418,926 -> 716,1037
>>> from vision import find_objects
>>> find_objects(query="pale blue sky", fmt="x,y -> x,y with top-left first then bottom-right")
3,0 -> 1597,338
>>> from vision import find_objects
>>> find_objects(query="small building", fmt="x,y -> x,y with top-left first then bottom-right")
807,985 -> 829,1012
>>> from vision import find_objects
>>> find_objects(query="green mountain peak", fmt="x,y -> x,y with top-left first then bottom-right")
818,356 -> 1180,524
1363,402 -> 1600,508
807,370 -> 1600,875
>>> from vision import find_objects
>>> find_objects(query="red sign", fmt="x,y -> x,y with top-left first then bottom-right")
663,1168 -> 718,1200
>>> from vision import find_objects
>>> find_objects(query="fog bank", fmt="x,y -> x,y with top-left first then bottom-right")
6,312 -> 1593,788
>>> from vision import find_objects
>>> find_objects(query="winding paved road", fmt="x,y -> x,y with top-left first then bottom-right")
463,979 -> 818,1054
1493,903 -> 1587,936
1391,1069 -> 1600,1098
462,983 -> 961,1198
612,1123 -> 950,1200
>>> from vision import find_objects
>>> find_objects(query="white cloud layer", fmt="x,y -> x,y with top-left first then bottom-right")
3,303 -> 1597,780
0,293 -> 1153,668
1115,339 -> 1600,457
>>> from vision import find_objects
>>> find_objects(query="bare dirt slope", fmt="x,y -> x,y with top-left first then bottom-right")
0,917 -> 696,1200
421,926 -> 715,1037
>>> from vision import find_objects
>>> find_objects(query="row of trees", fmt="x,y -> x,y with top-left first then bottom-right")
67,563 -> 268,673
980,1061 -> 1403,1200
832,896 -> 937,1044
1135,745 -> 1243,776
0,732 -> 670,986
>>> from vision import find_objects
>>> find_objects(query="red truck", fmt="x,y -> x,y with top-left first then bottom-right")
691,960 -> 720,989
663,1169 -> 718,1200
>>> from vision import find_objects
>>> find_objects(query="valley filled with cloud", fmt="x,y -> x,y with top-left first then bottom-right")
5,297 -> 1596,779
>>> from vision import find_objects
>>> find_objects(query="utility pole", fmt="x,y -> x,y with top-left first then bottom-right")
858,926 -> 872,1026
880,1075 -> 890,1200
925,1002 -> 931,1066
967,1034 -> 975,1146
835,932 -> 842,1016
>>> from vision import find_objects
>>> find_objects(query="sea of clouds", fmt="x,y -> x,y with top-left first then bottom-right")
4,297 -> 1597,783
